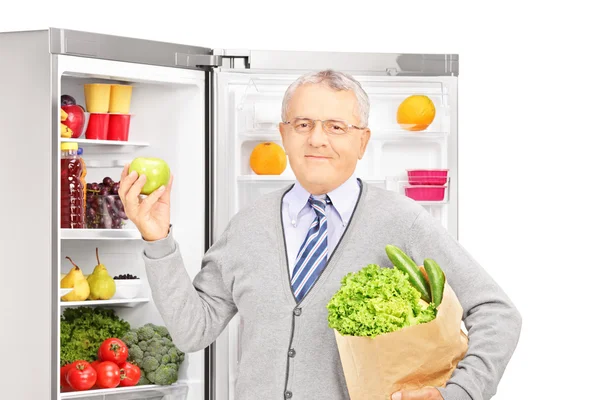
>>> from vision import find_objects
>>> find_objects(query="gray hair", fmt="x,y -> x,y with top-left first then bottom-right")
281,69 -> 370,127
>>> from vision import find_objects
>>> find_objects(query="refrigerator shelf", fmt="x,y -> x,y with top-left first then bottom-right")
60,138 -> 150,153
60,383 -> 189,399
237,130 -> 449,142
60,297 -> 150,308
60,228 -> 141,240
237,175 -> 295,181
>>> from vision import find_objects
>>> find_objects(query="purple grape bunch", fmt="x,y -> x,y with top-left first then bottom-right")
86,176 -> 128,229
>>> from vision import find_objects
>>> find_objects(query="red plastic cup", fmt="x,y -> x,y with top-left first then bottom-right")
85,113 -> 109,140
107,114 -> 131,141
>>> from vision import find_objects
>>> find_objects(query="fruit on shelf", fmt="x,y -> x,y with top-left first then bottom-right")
98,338 -> 129,365
249,142 -> 287,175
61,104 -> 86,139
86,177 -> 128,229
87,248 -> 116,300
95,361 -> 122,389
66,360 -> 97,391
61,123 -> 73,138
118,361 -> 141,387
61,257 -> 91,302
396,95 -> 436,131
61,94 -> 77,106
128,157 -> 171,195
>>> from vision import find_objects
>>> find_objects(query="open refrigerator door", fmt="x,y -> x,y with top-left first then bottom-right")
43,29 -> 219,400
211,52 -> 458,400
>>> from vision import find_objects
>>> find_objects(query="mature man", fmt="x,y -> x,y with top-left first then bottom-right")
119,69 -> 522,400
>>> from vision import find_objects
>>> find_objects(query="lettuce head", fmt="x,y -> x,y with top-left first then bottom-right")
327,264 -> 436,337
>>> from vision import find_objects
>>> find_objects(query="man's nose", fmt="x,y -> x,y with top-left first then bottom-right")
308,122 -> 328,146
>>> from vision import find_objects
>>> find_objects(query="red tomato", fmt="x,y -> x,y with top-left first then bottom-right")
66,360 -> 97,391
95,361 -> 121,389
60,363 -> 74,391
119,362 -> 141,387
98,338 -> 129,364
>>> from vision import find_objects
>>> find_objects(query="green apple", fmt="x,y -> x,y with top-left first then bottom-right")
129,157 -> 171,195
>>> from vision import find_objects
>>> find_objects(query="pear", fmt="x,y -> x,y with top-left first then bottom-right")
61,257 -> 90,302
87,248 -> 116,300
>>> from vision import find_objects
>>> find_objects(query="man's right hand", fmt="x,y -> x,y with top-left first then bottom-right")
118,163 -> 174,242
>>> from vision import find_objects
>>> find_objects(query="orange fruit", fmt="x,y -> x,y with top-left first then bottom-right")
396,95 -> 436,131
249,142 -> 287,175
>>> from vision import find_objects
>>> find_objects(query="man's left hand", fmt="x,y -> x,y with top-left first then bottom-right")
391,386 -> 443,400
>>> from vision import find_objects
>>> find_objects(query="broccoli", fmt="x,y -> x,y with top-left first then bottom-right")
154,365 -> 179,385
142,356 -> 160,372
121,323 -> 186,385
136,326 -> 156,341
121,331 -> 138,348
129,344 -> 144,362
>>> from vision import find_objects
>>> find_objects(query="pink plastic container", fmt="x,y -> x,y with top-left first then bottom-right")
405,185 -> 447,201
406,169 -> 449,185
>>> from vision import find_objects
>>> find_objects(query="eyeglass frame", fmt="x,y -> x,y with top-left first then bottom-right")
281,117 -> 368,136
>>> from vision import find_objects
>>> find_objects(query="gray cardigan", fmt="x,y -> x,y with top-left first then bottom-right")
142,180 -> 522,400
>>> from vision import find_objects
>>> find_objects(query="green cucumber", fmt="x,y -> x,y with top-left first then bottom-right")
385,245 -> 431,303
423,258 -> 446,308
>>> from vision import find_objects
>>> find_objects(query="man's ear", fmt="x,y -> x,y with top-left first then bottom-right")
358,128 -> 371,159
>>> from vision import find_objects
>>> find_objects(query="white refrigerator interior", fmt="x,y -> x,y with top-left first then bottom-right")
0,27 -> 457,400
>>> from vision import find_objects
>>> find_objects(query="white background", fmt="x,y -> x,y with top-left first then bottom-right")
3,1 -> 598,399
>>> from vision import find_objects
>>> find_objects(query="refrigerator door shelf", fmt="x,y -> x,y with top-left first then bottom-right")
59,383 -> 189,400
59,138 -> 150,154
60,228 -> 142,240
59,297 -> 150,308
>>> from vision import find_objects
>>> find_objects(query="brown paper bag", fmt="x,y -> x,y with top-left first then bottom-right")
334,283 -> 469,400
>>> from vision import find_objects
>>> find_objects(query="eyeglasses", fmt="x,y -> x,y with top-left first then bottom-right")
282,117 -> 367,136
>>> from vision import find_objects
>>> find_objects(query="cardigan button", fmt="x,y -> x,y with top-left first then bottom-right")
288,349 -> 296,357
293,308 -> 302,316
285,390 -> 293,398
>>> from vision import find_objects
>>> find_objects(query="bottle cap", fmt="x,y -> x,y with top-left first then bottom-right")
61,142 -> 78,151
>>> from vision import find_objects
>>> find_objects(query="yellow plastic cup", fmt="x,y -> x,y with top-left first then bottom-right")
109,84 -> 133,114
84,84 -> 111,113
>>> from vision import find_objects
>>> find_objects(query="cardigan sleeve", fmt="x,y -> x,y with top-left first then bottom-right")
141,224 -> 238,353
407,209 -> 522,400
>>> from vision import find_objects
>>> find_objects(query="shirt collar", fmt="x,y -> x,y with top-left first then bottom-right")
286,174 -> 360,227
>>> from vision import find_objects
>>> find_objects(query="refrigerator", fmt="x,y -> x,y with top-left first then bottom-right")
0,28 -> 458,400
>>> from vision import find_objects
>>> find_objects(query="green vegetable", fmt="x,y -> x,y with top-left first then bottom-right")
424,258 -> 446,308
60,307 -> 131,366
385,245 -> 432,303
326,264 -> 437,338
121,323 -> 186,385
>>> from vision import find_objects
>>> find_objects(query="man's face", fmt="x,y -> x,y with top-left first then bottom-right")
279,83 -> 371,194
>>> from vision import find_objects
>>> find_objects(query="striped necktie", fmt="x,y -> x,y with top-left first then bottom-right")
291,195 -> 331,302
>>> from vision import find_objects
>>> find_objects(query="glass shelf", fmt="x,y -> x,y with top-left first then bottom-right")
60,383 -> 188,399
60,298 -> 150,308
60,229 -> 141,240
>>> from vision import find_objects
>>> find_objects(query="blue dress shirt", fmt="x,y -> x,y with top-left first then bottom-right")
281,174 -> 361,277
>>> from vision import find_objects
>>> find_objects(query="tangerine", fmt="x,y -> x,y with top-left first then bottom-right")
396,95 -> 436,131
249,142 -> 287,175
